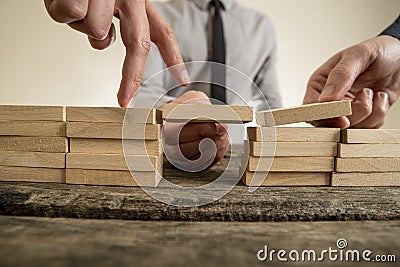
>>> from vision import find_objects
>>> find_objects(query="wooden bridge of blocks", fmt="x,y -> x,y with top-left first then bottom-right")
0,101 -> 399,187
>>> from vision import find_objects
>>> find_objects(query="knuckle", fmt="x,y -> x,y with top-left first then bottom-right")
140,36 -> 152,53
63,3 -> 87,21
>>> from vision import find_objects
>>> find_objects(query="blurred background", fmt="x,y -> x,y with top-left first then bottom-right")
0,0 -> 399,128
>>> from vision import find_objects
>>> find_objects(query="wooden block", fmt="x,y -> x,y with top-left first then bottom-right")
248,141 -> 337,157
338,143 -> 400,158
66,169 -> 161,187
256,100 -> 352,126
336,158 -> 400,172
240,168 -> 331,186
70,138 -> 162,155
331,172 -> 400,186
0,166 -> 65,183
0,121 -> 65,137
66,153 -> 162,171
162,104 -> 253,123
247,127 -> 340,142
242,154 -> 334,172
342,129 -> 400,144
0,151 -> 65,168
67,122 -> 161,140
66,107 -> 162,124
0,105 -> 65,121
0,136 -> 68,153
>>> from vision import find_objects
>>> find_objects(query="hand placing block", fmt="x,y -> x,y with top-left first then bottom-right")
256,100 -> 352,127
162,104 -> 253,123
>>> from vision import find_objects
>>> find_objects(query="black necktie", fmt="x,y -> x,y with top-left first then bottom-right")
210,0 -> 226,104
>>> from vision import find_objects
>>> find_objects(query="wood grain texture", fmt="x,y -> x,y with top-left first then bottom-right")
247,127 -> 341,142
66,153 -> 162,171
248,141 -> 337,157
331,172 -> 400,186
342,129 -> 400,143
0,217 -> 399,267
0,136 -> 68,153
0,151 -> 65,168
242,154 -> 335,172
67,122 -> 161,140
0,166 -> 65,183
0,121 -> 66,137
0,105 -> 65,122
338,143 -> 400,158
336,158 -> 400,172
256,100 -> 352,126
240,168 -> 330,186
162,104 -> 253,123
70,138 -> 162,155
66,169 -> 161,187
66,107 -> 162,124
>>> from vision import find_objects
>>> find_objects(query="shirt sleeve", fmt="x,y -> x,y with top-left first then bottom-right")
134,44 -> 177,109
380,15 -> 400,40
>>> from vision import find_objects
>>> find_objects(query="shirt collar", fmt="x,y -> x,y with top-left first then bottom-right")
192,0 -> 235,11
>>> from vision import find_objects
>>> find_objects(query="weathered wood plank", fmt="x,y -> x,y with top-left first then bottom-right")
0,216 -> 398,267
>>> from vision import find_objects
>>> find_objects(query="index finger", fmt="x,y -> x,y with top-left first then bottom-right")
116,0 -> 151,107
145,1 -> 190,86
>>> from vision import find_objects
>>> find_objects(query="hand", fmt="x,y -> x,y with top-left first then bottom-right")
44,0 -> 190,107
303,35 -> 400,128
163,91 -> 229,171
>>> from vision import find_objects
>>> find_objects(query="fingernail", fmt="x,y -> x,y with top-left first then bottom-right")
319,85 -> 336,101
181,69 -> 190,85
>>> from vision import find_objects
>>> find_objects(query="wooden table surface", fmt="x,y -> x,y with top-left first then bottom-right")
0,156 -> 399,266
0,216 -> 398,267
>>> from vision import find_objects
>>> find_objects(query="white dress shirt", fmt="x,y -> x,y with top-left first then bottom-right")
135,0 -> 282,111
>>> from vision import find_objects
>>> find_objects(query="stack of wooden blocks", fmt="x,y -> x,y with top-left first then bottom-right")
66,107 -> 164,187
242,127 -> 339,186
241,100 -> 352,186
332,129 -> 400,186
0,106 -> 68,183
